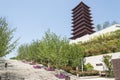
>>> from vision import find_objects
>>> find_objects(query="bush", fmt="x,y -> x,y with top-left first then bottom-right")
79,71 -> 99,76
84,63 -> 94,71
70,70 -> 99,76
61,66 -> 72,73
70,70 -> 76,75
10,57 -> 16,60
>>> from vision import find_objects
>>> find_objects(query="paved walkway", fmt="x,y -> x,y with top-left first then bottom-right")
0,59 -> 115,80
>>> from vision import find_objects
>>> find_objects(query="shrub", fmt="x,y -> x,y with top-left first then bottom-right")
70,70 -> 76,75
79,71 -> 99,76
70,70 -> 99,76
84,63 -> 94,71
10,57 -> 16,60
61,66 -> 72,73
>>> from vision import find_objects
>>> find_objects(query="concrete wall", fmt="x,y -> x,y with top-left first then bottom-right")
70,24 -> 120,44
85,52 -> 120,71
69,24 -> 120,71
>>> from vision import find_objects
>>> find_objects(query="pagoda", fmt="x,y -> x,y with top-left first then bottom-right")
70,1 -> 95,40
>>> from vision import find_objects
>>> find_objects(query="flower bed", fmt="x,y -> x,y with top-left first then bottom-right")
55,73 -> 66,79
33,65 -> 41,69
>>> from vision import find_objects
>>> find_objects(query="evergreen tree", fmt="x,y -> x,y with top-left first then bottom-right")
96,24 -> 102,31
0,18 -> 17,57
111,21 -> 118,25
103,21 -> 110,29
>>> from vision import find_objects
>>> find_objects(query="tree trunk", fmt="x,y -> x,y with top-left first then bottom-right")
76,66 -> 79,77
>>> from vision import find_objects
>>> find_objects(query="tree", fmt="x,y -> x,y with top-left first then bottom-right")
111,21 -> 118,25
96,24 -> 102,31
38,30 -> 69,68
17,40 -> 40,61
102,55 -> 113,77
0,18 -> 17,57
96,21 -> 119,31
103,21 -> 110,29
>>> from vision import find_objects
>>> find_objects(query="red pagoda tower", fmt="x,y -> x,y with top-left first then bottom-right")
70,1 -> 95,39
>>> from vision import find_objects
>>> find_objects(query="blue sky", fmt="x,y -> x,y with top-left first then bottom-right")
0,0 -> 120,58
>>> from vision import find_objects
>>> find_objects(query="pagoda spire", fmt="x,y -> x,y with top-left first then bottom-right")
70,1 -> 95,39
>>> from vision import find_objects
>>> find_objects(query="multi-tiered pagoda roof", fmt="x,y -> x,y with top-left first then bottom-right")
70,1 -> 95,39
